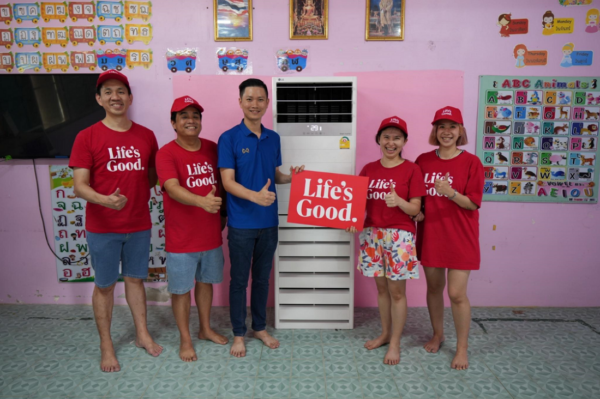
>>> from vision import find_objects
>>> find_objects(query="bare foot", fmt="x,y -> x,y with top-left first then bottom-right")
383,345 -> 400,365
135,336 -> 163,357
198,328 -> 229,345
179,340 -> 197,362
424,335 -> 445,353
364,334 -> 390,350
254,330 -> 280,349
100,341 -> 120,372
230,336 -> 246,357
451,347 -> 469,370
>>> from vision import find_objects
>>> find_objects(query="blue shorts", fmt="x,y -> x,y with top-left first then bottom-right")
166,247 -> 224,294
86,229 -> 151,288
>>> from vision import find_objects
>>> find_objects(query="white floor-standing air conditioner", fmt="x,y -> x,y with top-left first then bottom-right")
273,76 -> 357,329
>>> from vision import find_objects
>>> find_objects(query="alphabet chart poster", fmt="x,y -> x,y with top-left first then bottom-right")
477,75 -> 600,203
49,165 -> 167,282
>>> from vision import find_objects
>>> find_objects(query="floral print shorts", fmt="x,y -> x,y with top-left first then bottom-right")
358,227 -> 420,281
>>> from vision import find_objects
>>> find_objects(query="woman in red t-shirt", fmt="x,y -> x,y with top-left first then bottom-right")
414,106 -> 484,370
348,116 -> 426,365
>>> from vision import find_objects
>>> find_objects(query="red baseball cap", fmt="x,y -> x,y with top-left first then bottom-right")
171,95 -> 204,113
96,69 -> 130,91
377,116 -> 408,137
432,106 -> 463,125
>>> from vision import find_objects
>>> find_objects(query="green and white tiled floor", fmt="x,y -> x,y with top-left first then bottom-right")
1,305 -> 599,398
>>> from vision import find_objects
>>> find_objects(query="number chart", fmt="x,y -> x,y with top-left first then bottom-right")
477,75 -> 600,204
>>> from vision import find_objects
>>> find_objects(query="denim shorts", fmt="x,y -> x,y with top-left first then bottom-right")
86,229 -> 151,288
166,246 -> 224,294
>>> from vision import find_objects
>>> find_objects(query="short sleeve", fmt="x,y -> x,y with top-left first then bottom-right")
147,131 -> 159,168
464,156 -> 484,208
217,132 -> 235,169
358,164 -> 367,177
155,147 -> 179,191
408,164 -> 427,199
69,129 -> 93,170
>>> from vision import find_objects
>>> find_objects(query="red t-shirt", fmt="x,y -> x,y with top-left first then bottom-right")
359,160 -> 426,234
415,150 -> 484,270
155,139 -> 222,253
69,121 -> 158,234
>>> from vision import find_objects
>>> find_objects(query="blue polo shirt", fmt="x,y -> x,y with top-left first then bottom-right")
218,120 -> 282,229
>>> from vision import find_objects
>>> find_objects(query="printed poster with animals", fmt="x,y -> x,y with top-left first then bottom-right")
477,76 -> 600,204
49,165 -> 168,283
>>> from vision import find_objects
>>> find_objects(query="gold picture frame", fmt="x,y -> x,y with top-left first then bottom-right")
214,0 -> 253,42
365,0 -> 405,41
290,0 -> 328,40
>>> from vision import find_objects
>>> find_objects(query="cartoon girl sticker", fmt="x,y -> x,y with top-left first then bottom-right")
585,9 -> 599,33
542,10 -> 554,35
498,13 -> 512,37
560,43 -> 574,67
514,44 -> 527,68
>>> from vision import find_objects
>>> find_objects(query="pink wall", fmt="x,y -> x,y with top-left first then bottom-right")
1,0 -> 599,307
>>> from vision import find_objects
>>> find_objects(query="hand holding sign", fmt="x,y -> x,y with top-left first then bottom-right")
254,179 -> 276,207
434,173 -> 453,196
384,184 -> 400,208
290,165 -> 305,176
105,188 -> 128,210
200,185 -> 222,214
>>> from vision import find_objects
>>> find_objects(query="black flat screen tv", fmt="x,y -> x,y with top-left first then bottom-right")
0,74 -> 105,159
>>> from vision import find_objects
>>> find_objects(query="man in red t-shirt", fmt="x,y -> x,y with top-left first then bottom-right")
69,70 -> 162,372
156,96 -> 228,362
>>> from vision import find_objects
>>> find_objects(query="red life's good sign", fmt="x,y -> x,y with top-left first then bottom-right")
287,170 -> 369,230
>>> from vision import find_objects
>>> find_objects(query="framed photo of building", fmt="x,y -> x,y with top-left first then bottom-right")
214,0 -> 253,41
290,0 -> 328,40
365,0 -> 405,41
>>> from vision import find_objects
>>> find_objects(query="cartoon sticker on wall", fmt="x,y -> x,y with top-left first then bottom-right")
559,0 -> 592,5
125,23 -> 152,44
276,48 -> 308,73
0,28 -> 13,49
514,44 -> 548,68
541,10 -> 574,35
69,25 -> 96,46
97,0 -> 123,21
71,50 -> 96,70
41,2 -> 69,23
13,3 -> 40,24
15,27 -> 41,48
124,1 -> 152,22
166,48 -> 196,73
69,1 -> 96,22
42,51 -> 69,71
16,51 -> 41,72
96,48 -> 126,70
0,4 -> 13,25
97,24 -> 124,45
126,48 -> 152,69
42,27 -> 69,48
0,51 -> 14,72
585,9 -> 599,32
560,43 -> 593,67
217,47 -> 250,74
497,13 -> 529,37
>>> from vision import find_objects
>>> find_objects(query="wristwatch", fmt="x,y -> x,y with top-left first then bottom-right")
449,190 -> 458,200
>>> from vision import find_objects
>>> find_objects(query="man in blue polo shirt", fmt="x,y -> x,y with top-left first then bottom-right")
218,78 -> 304,357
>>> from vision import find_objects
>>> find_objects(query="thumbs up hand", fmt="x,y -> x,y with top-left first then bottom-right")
253,179 -> 276,207
199,185 -> 222,214
434,172 -> 453,197
105,188 -> 128,210
384,184 -> 400,208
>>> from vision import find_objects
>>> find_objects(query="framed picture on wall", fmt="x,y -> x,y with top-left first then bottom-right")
214,0 -> 253,41
290,0 -> 328,40
365,0 -> 405,41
